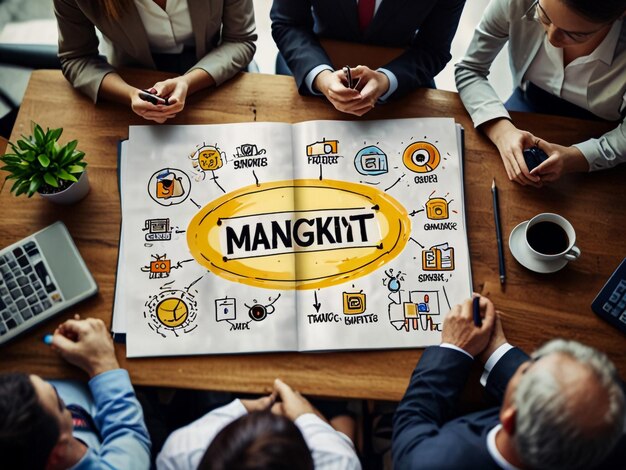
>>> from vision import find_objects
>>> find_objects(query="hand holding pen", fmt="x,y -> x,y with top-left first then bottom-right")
442,295 -> 495,357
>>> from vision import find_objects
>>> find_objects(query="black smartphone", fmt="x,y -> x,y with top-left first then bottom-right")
138,90 -> 169,106
522,146 -> 549,171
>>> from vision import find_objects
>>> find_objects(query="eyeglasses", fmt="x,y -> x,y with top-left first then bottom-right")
527,0 -> 608,44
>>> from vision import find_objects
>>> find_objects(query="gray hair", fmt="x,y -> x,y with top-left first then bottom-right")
514,339 -> 625,470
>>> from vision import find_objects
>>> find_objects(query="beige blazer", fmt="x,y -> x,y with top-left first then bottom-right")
54,0 -> 257,102
454,0 -> 626,172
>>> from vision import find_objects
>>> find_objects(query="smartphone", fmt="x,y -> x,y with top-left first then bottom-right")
138,90 -> 169,106
523,146 -> 549,171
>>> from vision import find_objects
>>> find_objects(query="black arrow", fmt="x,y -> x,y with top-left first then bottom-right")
313,291 -> 321,312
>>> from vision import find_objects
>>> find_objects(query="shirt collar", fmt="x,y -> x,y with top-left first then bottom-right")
592,19 -> 623,66
487,425 -> 523,470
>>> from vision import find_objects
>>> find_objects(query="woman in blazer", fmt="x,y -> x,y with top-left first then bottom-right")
54,0 -> 256,123
455,0 -> 625,185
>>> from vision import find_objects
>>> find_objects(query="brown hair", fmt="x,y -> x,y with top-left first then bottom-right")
101,0 -> 132,19
562,0 -> 626,23
198,411 -> 314,470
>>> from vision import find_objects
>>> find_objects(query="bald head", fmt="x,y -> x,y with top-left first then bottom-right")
511,340 -> 624,470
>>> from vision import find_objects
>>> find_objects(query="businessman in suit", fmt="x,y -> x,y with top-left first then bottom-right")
393,296 -> 625,470
270,0 -> 465,116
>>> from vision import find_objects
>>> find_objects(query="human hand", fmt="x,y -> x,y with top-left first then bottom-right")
129,87 -> 177,124
152,77 -> 189,115
530,140 -> 589,182
477,310 -> 508,364
270,378 -> 326,422
313,69 -> 365,116
441,295 -> 496,357
51,315 -> 119,378
240,392 -> 277,413
482,119 -> 541,187
349,65 -> 390,115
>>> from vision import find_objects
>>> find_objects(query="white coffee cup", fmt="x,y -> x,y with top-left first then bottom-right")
524,213 -> 581,262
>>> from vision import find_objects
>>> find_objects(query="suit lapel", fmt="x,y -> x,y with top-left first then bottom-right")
188,0 -> 208,58
367,0 -> 411,37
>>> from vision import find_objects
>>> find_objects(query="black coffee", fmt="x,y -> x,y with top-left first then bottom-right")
526,221 -> 569,255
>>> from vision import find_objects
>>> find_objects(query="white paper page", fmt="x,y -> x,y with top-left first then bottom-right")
120,123 -> 297,357
290,118 -> 472,351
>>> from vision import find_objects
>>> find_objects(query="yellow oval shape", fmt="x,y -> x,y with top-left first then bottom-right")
187,179 -> 410,290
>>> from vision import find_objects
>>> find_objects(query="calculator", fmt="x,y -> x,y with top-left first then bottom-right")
591,258 -> 626,334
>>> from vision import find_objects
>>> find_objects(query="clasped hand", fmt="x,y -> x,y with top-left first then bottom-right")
130,77 -> 189,123
314,66 -> 390,116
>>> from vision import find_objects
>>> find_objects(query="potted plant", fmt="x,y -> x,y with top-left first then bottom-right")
0,122 -> 89,204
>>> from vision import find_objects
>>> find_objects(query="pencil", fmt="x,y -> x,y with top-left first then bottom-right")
472,296 -> 482,327
492,179 -> 506,285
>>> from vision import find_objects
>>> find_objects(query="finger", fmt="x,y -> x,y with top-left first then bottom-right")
461,298 -> 474,320
480,299 -> 496,331
58,319 -> 89,336
51,333 -> 78,354
273,378 -> 296,401
328,89 -> 361,103
270,402 -> 284,416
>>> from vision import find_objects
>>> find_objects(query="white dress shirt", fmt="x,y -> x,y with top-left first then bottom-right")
156,399 -> 361,470
525,19 -> 623,111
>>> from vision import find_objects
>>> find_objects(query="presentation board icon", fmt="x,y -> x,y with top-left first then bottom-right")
215,297 -> 237,322
343,292 -> 366,315
402,142 -> 440,173
354,145 -> 388,176
425,197 -> 450,220
422,243 -> 455,271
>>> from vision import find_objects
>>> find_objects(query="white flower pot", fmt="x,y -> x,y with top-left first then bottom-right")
40,170 -> 90,205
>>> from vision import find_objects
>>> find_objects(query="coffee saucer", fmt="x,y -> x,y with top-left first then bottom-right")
509,221 -> 569,274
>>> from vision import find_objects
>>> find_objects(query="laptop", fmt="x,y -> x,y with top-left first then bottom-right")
0,221 -> 98,345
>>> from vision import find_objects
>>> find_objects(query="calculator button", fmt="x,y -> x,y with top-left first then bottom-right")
42,299 -> 52,310
21,285 -> 34,298
31,304 -> 43,316
22,308 -> 33,320
0,322 -> 6,336
619,312 -> 626,324
15,299 -> 27,310
612,307 -> 623,318
609,291 -> 621,303
615,280 -> 626,295
12,248 -> 23,258
5,318 -> 17,329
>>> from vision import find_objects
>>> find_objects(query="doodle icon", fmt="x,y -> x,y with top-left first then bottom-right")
402,141 -> 440,173
425,197 -> 450,220
422,243 -> 455,271
248,304 -> 275,321
306,139 -> 339,156
343,291 -> 366,315
157,170 -> 185,199
354,145 -> 388,176
193,145 -> 224,171
215,297 -> 236,322
235,143 -> 266,158
156,298 -> 188,328
144,218 -> 172,241
148,168 -> 191,206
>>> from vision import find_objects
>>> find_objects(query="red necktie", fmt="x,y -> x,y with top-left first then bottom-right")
359,0 -> 375,31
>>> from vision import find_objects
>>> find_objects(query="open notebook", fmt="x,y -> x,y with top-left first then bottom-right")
113,118 -> 471,357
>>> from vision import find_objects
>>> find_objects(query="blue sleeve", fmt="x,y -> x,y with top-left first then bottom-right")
392,346 -> 473,470
383,0 -> 465,97
270,0 -> 334,95
485,347 -> 529,404
76,369 -> 151,470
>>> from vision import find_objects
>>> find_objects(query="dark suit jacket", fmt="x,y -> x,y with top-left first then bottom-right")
270,0 -> 465,98
53,0 -> 256,102
392,346 -> 626,470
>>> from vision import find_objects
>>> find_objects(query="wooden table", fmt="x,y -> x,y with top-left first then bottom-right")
1,70 -> 624,401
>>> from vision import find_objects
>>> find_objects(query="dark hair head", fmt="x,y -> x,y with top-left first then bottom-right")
562,0 -> 626,23
0,373 -> 60,470
198,411 -> 314,470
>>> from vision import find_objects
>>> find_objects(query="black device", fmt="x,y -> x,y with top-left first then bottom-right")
591,257 -> 626,335
138,90 -> 169,106
522,146 -> 549,171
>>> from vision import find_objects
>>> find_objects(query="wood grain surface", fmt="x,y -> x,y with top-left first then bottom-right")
1,69 -> 624,400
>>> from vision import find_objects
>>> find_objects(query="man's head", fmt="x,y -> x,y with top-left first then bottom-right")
0,373 -> 76,469
500,340 -> 625,470
198,410 -> 314,470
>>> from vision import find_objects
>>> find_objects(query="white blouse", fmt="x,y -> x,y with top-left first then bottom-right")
524,19 -> 623,110
133,0 -> 194,54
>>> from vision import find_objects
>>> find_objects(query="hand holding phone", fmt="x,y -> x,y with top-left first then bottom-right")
138,90 -> 170,106
523,146 -> 549,171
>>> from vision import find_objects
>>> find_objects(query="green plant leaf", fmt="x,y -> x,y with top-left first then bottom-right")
28,178 -> 42,195
14,180 -> 30,197
48,127 -> 63,142
0,154 -> 21,164
57,169 -> 78,182
64,140 -> 78,155
33,123 -> 45,145
22,151 -> 36,163
43,172 -> 59,188
37,154 -> 51,168
17,139 -> 36,152
68,165 -> 85,174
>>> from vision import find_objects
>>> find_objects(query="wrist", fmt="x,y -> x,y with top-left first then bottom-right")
88,358 -> 120,379
482,118 -> 514,144
563,146 -> 589,173
376,71 -> 390,95
313,70 -> 332,94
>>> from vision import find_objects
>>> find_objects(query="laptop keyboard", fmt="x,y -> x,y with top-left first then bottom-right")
0,240 -> 63,337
